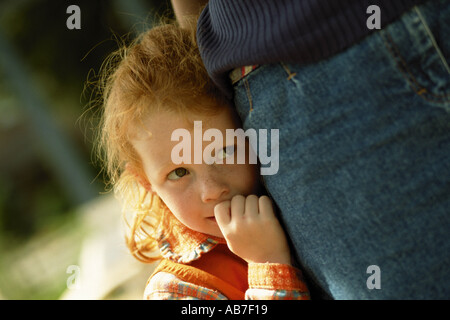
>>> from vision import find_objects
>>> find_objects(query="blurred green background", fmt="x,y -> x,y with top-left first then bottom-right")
0,0 -> 172,300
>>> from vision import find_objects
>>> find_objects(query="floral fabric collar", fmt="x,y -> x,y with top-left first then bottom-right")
155,209 -> 226,264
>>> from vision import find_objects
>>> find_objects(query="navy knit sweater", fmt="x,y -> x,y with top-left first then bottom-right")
196,0 -> 424,98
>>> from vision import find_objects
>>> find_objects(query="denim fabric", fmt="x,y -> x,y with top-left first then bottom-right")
233,0 -> 450,299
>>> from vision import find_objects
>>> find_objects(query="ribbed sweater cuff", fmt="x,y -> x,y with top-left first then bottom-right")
248,263 -> 308,291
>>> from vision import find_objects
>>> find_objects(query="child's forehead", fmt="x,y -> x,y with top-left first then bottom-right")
130,103 -> 235,140
183,109 -> 230,127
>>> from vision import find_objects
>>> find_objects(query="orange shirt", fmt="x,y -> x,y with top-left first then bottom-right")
144,209 -> 309,300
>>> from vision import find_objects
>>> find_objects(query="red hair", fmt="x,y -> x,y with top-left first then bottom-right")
95,21 -> 228,263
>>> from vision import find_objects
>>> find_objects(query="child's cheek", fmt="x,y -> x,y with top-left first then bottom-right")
162,189 -> 198,222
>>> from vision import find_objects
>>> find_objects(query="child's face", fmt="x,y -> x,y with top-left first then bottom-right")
131,103 -> 261,238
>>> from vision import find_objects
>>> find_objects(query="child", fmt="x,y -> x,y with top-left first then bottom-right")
96,22 -> 309,300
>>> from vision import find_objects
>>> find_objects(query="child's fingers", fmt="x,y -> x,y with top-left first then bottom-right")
258,195 -> 275,218
230,195 -> 245,219
245,195 -> 259,217
214,200 -> 231,226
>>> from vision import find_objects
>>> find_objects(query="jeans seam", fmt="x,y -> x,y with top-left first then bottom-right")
380,16 -> 450,104
280,62 -> 298,80
280,62 -> 304,91
414,6 -> 450,74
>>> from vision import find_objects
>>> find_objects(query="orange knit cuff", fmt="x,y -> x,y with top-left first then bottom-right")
248,263 -> 308,291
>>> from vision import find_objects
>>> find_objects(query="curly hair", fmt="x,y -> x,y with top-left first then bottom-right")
95,21 -> 229,263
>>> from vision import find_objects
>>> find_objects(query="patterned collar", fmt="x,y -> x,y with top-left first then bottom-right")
155,209 -> 226,264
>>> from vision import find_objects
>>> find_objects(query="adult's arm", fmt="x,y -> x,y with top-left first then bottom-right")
170,0 -> 209,28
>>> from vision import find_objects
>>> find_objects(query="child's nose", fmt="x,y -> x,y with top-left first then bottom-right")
199,174 -> 229,203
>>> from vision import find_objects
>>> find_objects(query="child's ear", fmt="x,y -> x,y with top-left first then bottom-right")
125,163 -> 153,191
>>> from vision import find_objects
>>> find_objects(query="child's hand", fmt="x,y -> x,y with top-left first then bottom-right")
214,195 -> 292,265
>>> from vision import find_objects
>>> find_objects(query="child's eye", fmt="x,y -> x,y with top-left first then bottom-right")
217,145 -> 236,160
168,168 -> 189,180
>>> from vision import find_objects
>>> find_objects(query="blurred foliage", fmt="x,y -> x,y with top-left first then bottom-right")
0,0 -> 173,299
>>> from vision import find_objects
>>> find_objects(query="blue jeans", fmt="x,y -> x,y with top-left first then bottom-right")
233,0 -> 450,299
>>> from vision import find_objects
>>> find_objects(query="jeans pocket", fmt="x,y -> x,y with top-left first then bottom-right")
380,0 -> 450,107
